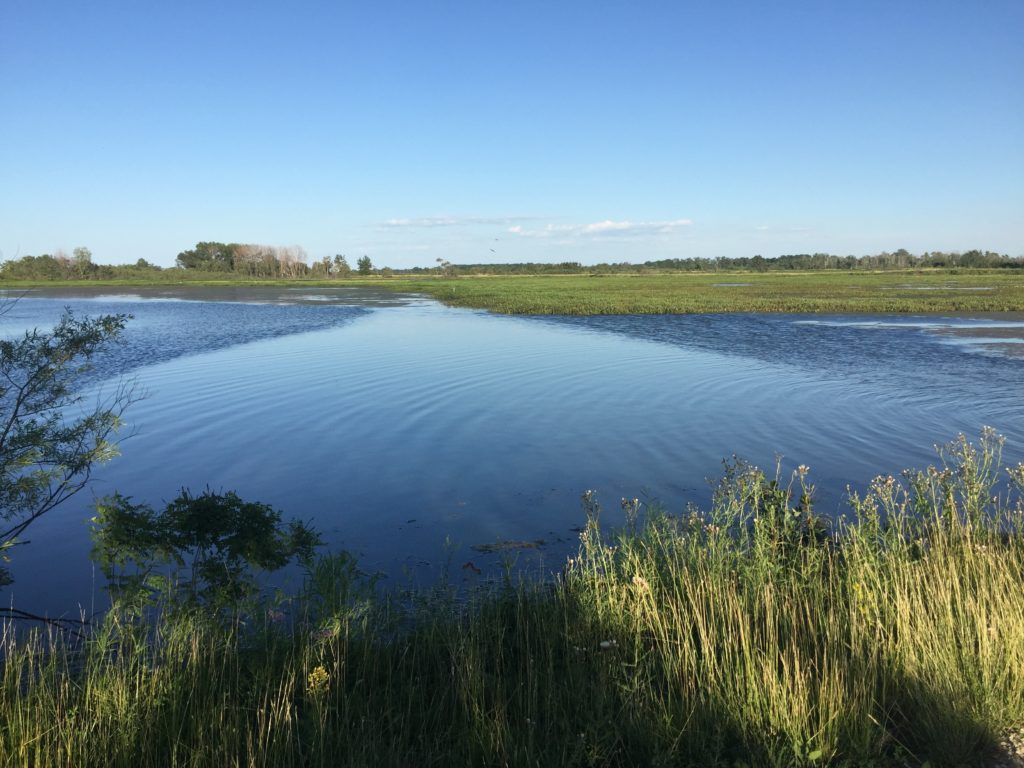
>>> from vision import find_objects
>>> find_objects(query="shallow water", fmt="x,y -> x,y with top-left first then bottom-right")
2,288 -> 1022,615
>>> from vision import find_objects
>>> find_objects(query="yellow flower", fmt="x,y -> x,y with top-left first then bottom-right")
307,665 -> 330,696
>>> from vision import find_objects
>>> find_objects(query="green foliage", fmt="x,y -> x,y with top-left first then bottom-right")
356,255 -> 373,275
332,254 -> 351,276
3,432 -> 1024,765
0,310 -> 132,586
0,252 -> 166,281
92,488 -> 321,610
175,241 -> 238,271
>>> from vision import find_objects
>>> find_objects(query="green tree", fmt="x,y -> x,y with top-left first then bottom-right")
332,254 -> 351,277
175,241 -> 237,271
73,246 -> 94,279
357,255 -> 373,275
0,310 -> 134,587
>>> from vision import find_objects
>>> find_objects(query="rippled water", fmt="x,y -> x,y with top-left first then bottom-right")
2,289 -> 1022,615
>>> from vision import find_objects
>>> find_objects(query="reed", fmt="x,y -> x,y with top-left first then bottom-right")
2,430 -> 1023,766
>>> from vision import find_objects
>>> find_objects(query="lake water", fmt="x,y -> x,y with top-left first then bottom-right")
2,287 -> 1022,616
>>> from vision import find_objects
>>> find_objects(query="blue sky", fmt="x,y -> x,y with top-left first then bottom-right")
2,1 -> 1022,268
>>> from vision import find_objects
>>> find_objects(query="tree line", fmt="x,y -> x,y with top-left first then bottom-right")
1,243 -> 1020,281
0,247 -> 166,281
174,242 -> 376,278
450,249 -> 1022,275
0,242 -> 381,281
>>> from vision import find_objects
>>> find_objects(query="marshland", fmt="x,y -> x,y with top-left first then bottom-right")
4,1 -> 1024,763
1,278 -> 1023,765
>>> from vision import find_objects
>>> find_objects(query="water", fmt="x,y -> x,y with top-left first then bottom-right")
2,288 -> 1022,616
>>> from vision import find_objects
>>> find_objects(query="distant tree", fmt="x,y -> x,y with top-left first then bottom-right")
357,255 -> 373,275
333,254 -> 351,277
0,255 -> 64,280
72,246 -> 94,277
175,242 -> 237,271
232,244 -> 269,277
317,255 -> 332,277
277,246 -> 307,279
51,249 -> 74,278
380,266 -> 394,278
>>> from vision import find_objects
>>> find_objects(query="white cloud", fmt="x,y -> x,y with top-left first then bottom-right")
381,215 -> 534,229
508,218 -> 692,239
581,220 -> 633,234
382,217 -> 459,228
753,224 -> 810,234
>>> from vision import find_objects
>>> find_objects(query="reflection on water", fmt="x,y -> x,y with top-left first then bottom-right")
3,290 -> 1022,615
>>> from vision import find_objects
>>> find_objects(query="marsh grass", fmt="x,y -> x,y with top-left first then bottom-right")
3,430 -> 1024,766
4,269 -> 1023,315
403,270 -> 1024,314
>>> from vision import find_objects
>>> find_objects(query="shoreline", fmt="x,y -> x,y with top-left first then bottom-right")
3,269 -> 1024,317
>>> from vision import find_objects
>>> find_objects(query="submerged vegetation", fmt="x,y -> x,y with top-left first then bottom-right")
3,430 -> 1024,766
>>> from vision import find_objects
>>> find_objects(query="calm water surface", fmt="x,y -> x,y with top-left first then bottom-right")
2,288 -> 1022,615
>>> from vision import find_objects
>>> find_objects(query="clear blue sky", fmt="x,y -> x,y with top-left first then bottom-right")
2,1 -> 1022,267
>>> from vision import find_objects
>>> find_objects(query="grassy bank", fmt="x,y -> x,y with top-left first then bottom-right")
3,431 -> 1024,766
3,269 -> 1024,315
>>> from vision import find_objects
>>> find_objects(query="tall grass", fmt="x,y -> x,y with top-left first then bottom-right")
3,430 -> 1024,766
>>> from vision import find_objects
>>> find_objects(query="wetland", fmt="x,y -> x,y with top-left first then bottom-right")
2,284 -> 1021,614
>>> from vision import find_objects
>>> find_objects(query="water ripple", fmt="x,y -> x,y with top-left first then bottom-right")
3,299 -> 1022,614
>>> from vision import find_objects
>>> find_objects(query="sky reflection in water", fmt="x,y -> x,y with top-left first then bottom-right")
3,290 -> 1022,614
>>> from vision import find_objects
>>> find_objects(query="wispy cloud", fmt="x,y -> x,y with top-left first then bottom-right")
508,218 -> 692,239
752,224 -> 810,234
381,215 -> 534,229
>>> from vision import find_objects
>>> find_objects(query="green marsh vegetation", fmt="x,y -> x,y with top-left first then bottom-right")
3,429 -> 1024,766
3,269 -> 1023,316
402,270 -> 1024,315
